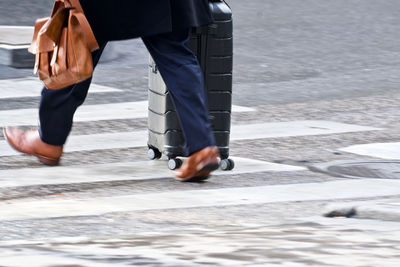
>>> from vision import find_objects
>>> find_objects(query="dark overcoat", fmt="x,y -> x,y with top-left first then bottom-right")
80,0 -> 213,43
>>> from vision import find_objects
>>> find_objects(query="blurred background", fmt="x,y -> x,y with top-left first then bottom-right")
2,0 -> 400,105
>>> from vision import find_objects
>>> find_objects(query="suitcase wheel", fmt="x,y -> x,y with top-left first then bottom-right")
168,158 -> 183,170
148,147 -> 162,160
220,158 -> 235,171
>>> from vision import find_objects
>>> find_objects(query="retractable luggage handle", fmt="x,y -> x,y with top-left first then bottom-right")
209,0 -> 231,7
203,0 -> 231,35
192,0 -> 221,35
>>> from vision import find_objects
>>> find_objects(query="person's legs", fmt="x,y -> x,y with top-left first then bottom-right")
4,42 -> 107,165
142,29 -> 216,156
142,29 -> 219,181
39,42 -> 107,145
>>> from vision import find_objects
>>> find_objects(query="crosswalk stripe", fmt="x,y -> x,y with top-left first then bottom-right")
1,178 -> 400,221
0,253 -> 122,267
340,142 -> 400,160
0,102 -> 254,127
230,120 -> 381,140
0,131 -> 148,156
0,121 -> 381,157
0,121 -> 382,156
0,77 -> 122,99
0,157 -> 305,188
0,102 -> 148,126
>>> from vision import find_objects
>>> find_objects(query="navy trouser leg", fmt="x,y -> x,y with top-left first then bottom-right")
142,29 -> 216,155
39,43 -> 107,146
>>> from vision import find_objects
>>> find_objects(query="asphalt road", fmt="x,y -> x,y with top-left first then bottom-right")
1,0 -> 400,105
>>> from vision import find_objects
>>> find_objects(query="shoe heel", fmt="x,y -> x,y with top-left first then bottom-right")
201,162 -> 220,172
36,154 -> 60,166
177,162 -> 220,183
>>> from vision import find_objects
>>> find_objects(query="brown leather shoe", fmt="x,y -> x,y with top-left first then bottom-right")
3,127 -> 63,166
174,146 -> 220,182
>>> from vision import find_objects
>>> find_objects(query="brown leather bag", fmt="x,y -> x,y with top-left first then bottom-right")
28,0 -> 99,89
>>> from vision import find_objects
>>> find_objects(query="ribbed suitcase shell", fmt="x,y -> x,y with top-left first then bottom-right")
148,0 -> 233,160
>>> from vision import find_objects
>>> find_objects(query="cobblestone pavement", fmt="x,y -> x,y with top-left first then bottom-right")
0,202 -> 400,266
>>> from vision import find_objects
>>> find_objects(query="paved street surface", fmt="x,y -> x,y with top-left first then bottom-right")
1,0 -> 400,266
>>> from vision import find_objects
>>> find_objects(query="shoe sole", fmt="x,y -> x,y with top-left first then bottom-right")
175,162 -> 220,182
3,127 -> 59,166
35,155 -> 60,166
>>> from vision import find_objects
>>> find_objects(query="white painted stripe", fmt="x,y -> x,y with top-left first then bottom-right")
231,105 -> 255,112
0,26 -> 33,46
0,102 -> 253,126
0,254 -> 125,267
63,131 -> 147,153
1,178 -> 400,221
0,26 -> 33,30
0,44 -> 29,49
0,77 -> 122,99
0,157 -> 304,188
0,121 -> 382,157
0,131 -> 148,156
230,120 -> 381,140
0,243 -> 188,267
340,142 -> 400,160
0,101 -> 148,127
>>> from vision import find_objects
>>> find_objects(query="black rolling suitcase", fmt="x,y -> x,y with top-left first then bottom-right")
147,0 -> 234,171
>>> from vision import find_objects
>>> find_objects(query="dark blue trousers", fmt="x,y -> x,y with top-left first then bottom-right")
39,29 -> 215,155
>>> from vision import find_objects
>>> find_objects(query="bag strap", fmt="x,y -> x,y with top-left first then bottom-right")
66,0 -> 98,51
32,0 -> 98,54
64,0 -> 84,13
50,0 -> 63,17
70,12 -> 99,51
50,0 -> 84,17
